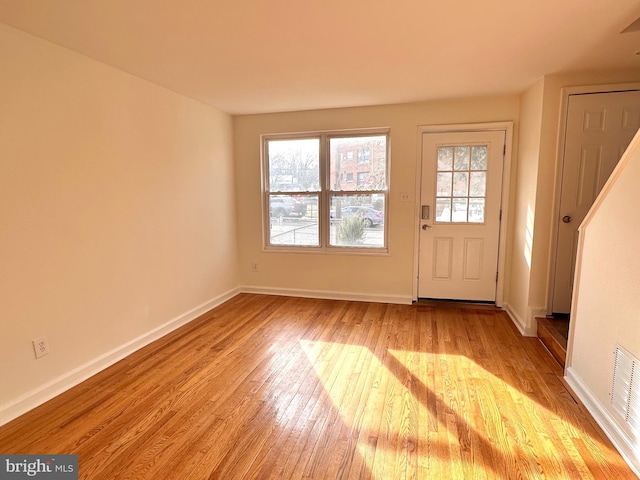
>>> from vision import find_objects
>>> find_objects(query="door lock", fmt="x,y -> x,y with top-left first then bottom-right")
562,215 -> 572,224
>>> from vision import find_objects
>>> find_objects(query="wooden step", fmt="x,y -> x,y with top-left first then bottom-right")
537,317 -> 568,368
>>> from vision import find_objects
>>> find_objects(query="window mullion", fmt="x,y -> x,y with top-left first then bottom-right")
320,134 -> 330,250
262,141 -> 271,247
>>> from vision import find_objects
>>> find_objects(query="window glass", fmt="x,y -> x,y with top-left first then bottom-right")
329,194 -> 385,248
268,138 -> 320,192
330,136 -> 387,192
435,144 -> 487,223
269,194 -> 319,246
264,131 -> 389,251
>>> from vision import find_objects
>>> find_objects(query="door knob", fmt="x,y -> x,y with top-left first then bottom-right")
562,215 -> 572,224
422,224 -> 432,230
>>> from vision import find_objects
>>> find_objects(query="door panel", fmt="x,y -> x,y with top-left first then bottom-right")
552,90 -> 640,313
433,237 -> 453,280
463,238 -> 483,281
418,131 -> 505,301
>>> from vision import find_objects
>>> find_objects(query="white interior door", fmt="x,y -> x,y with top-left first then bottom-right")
418,130 -> 505,301
552,90 -> 640,314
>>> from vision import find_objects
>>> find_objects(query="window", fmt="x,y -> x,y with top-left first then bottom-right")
435,145 -> 487,223
357,147 -> 371,164
263,130 -> 389,251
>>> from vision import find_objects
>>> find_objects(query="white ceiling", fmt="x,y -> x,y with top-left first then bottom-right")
1,0 -> 639,115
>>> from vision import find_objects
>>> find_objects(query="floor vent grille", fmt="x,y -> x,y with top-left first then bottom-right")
611,345 -> 640,435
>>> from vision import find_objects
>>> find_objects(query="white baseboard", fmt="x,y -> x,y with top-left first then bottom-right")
502,303 -> 539,337
565,367 -> 640,478
241,285 -> 413,305
528,306 -> 546,334
503,303 -> 531,336
0,287 -> 241,427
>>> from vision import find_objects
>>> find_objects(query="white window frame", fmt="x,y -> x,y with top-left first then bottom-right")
261,128 -> 390,254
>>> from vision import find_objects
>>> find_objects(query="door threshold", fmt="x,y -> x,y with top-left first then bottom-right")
416,298 -> 499,310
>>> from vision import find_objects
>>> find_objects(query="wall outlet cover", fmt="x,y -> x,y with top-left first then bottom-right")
32,336 -> 49,359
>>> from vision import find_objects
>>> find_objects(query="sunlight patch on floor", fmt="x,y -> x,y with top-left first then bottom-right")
299,339 -> 629,478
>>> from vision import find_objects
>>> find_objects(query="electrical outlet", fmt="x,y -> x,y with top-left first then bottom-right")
400,191 -> 411,202
32,336 -> 49,359
251,262 -> 259,272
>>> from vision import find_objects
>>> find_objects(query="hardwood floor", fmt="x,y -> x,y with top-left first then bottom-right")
0,294 -> 636,479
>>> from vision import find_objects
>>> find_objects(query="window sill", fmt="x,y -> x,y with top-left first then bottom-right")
263,245 -> 389,256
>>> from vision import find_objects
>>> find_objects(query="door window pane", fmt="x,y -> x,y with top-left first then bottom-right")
452,198 -> 468,222
437,147 -> 453,170
435,198 -> 451,222
453,172 -> 469,197
471,146 -> 488,170
469,198 -> 485,223
435,143 -> 488,223
470,172 -> 486,196
436,172 -> 452,196
454,146 -> 470,171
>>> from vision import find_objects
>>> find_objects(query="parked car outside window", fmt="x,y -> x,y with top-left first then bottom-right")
330,206 -> 384,227
269,197 -> 307,218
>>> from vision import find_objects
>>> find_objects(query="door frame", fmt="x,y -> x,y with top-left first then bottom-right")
413,122 -> 514,305
546,82 -> 640,315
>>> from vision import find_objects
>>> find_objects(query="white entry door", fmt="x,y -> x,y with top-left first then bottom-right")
418,130 -> 505,301
552,90 -> 640,314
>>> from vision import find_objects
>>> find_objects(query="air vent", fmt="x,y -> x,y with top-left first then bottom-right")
611,346 -> 640,436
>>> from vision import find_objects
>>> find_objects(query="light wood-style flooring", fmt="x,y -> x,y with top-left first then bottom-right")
0,294 -> 636,479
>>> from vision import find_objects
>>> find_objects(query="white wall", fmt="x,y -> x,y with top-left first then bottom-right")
536,71 -> 640,310
0,25 -> 238,423
566,131 -> 640,476
234,97 -> 520,302
505,69 -> 640,334
504,79 -> 544,334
